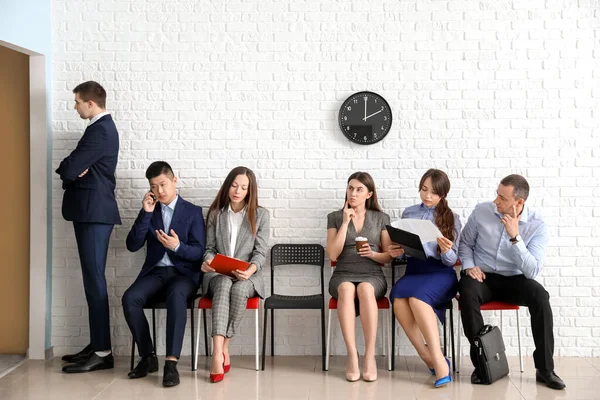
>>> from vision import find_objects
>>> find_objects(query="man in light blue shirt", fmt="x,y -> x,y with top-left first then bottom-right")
458,174 -> 565,390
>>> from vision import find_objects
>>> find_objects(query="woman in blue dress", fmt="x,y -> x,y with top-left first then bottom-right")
388,169 -> 461,388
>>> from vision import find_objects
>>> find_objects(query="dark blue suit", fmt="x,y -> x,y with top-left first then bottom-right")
123,196 -> 205,358
55,114 -> 121,352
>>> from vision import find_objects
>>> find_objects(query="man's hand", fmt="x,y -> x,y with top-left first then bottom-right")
387,244 -> 405,258
143,192 -> 157,213
201,258 -> 215,273
465,266 -> 486,282
78,168 -> 89,178
156,229 -> 180,251
501,204 -> 520,239
437,237 -> 453,254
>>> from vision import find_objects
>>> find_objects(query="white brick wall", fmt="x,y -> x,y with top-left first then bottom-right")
52,0 -> 600,358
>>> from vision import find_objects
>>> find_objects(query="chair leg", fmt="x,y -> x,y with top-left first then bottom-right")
457,310 -> 461,374
130,336 -> 135,371
262,307 -> 268,370
386,308 -> 392,371
152,309 -> 157,355
190,304 -> 195,372
270,309 -> 274,357
381,309 -> 386,358
325,308 -> 332,371
194,308 -> 201,371
450,305 -> 456,372
202,309 -> 208,356
321,307 -> 326,371
391,305 -> 395,371
255,308 -> 259,371
375,310 -> 387,357
443,317 -> 447,357
516,309 -> 523,372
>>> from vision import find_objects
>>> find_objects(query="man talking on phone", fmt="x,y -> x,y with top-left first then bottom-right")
122,161 -> 205,387
57,81 -> 121,373
458,174 -> 565,390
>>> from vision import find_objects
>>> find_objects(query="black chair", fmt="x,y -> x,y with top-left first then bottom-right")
129,292 -> 200,372
261,244 -> 326,371
390,258 -> 456,372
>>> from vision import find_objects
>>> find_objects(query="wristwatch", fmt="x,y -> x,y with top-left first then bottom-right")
509,234 -> 522,244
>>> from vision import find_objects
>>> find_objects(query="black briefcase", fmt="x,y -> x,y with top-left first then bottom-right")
474,324 -> 509,384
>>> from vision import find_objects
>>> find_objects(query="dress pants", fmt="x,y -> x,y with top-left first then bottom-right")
122,267 -> 198,358
73,222 -> 114,352
458,271 -> 555,372
207,274 -> 257,338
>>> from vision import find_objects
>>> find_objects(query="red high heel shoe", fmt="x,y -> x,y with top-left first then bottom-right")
209,353 -> 225,383
224,353 -> 230,373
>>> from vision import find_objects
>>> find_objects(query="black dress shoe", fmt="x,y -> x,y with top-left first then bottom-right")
128,355 -> 159,379
163,361 -> 180,387
471,369 -> 484,384
62,353 -> 114,373
536,370 -> 566,390
62,344 -> 93,363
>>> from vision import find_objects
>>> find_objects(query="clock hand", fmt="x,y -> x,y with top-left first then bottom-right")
363,108 -> 383,121
364,96 -> 367,122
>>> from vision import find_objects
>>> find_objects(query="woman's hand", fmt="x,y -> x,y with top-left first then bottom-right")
437,237 -> 453,254
342,200 -> 355,225
201,258 -> 215,273
358,243 -> 375,259
387,244 -> 405,258
232,264 -> 257,281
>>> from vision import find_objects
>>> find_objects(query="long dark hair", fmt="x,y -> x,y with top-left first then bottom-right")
207,166 -> 260,236
344,171 -> 382,212
419,169 -> 455,242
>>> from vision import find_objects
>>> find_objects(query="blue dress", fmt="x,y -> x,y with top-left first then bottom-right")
389,204 -> 462,323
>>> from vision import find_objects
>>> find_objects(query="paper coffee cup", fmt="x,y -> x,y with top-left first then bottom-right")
355,236 -> 368,253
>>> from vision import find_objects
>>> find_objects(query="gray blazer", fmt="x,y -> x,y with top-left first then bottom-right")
202,206 -> 270,298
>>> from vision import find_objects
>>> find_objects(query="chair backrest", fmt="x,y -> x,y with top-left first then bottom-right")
270,244 -> 325,297
390,257 -> 406,284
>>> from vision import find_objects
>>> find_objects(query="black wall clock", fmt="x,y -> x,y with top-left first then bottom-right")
338,91 -> 392,145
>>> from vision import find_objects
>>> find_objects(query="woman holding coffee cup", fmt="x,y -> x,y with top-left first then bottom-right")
388,169 -> 462,388
326,172 -> 392,382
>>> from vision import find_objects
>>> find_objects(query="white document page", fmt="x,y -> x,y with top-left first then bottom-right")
391,219 -> 443,243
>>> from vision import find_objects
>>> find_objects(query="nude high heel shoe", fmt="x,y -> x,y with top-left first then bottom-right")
346,351 -> 360,382
362,356 -> 377,382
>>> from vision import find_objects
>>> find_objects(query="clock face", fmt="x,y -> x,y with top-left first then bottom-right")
338,91 -> 392,145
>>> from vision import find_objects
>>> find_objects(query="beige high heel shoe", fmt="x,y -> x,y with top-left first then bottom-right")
346,351 -> 360,382
362,356 -> 377,382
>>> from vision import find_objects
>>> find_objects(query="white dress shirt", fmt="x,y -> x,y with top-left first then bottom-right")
228,204 -> 246,258
88,111 -> 110,126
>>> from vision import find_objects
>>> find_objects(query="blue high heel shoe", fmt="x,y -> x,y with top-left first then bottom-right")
433,358 -> 452,388
434,374 -> 452,388
429,358 -> 451,375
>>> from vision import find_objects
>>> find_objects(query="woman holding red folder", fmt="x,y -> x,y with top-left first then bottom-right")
201,166 -> 270,383
388,169 -> 462,388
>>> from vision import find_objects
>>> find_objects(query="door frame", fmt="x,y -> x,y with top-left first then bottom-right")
0,40 -> 50,360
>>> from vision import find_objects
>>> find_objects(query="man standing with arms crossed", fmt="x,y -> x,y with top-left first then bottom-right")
56,81 -> 121,373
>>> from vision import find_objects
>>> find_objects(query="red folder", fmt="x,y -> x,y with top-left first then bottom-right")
210,254 -> 250,277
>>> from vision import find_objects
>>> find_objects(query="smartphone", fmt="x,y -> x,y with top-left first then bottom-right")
149,193 -> 157,204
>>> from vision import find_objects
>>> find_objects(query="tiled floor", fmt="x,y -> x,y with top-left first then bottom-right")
0,354 -> 594,400
0,355 -> 25,379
